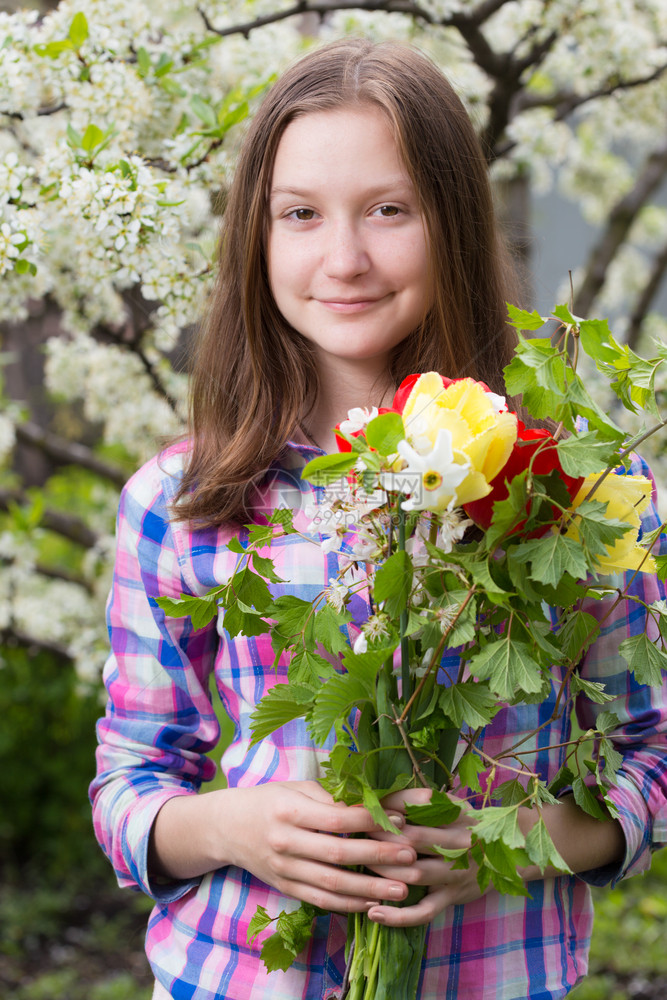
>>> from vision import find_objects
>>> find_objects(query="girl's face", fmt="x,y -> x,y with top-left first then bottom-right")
267,106 -> 432,377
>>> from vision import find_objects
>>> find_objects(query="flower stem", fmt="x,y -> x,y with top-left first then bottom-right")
362,920 -> 382,1000
398,502 -> 411,718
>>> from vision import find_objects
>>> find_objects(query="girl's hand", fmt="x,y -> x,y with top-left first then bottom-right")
365,788 -> 486,927
149,780 -> 418,914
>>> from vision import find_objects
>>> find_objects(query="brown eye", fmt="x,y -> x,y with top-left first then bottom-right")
378,205 -> 400,217
294,208 -> 315,221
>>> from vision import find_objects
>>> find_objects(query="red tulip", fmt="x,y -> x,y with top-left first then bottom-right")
464,423 -> 584,532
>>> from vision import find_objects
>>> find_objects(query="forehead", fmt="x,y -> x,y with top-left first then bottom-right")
270,105 -> 409,189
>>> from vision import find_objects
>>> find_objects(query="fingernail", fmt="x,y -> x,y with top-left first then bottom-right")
369,909 -> 386,923
397,849 -> 413,863
389,883 -> 405,898
388,813 -> 405,827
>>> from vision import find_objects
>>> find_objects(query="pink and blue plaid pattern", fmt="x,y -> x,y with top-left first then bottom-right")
90,441 -> 667,1000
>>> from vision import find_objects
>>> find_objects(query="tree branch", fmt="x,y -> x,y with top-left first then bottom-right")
35,561 -> 94,593
0,487 -> 99,549
15,420 -> 128,488
0,625 -> 72,663
512,62 -> 667,123
625,239 -> 667,351
573,138 -> 667,317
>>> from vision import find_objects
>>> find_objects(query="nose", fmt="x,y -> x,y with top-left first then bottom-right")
321,220 -> 370,280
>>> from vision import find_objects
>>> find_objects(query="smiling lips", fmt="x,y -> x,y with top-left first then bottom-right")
316,295 -> 388,312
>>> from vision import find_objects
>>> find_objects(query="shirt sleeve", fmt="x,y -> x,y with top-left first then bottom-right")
574,454 -> 667,886
89,454 -> 220,903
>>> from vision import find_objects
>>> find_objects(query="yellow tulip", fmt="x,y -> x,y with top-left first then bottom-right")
399,373 -> 518,506
566,472 -> 656,574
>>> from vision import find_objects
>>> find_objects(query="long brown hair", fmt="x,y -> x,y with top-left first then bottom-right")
174,38 -> 520,526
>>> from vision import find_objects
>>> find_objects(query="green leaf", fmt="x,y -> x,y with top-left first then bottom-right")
506,303 -> 547,332
374,549 -> 412,617
34,39 -> 74,58
552,303 -> 576,326
136,46 -> 151,77
547,764 -> 574,797
287,648 -> 335,685
570,674 -> 615,704
556,432 -> 619,478
154,53 -> 174,77
404,790 -> 461,827
432,845 -> 470,863
249,683 -> 315,746
572,777 -> 608,821
485,471 -> 530,550
475,839 -> 531,896
302,451 -> 357,485
313,603 -> 352,656
473,805 -> 525,849
619,633 -> 667,686
81,124 -> 104,153
309,673 -> 372,744
66,124 -> 83,148
558,610 -> 600,664
247,905 -> 273,942
361,783 -> 402,834
495,779 -> 528,806
457,753 -> 486,794
68,12 -> 89,47
595,710 -> 621,735
567,500 -> 629,557
259,931 -> 296,973
512,533 -> 588,588
365,412 -> 405,455
190,95 -> 217,128
341,647 -> 390,693
234,567 -> 273,613
155,591 -> 221,631
578,318 -> 621,364
268,595 -> 314,641
250,550 -> 283,584
469,637 -> 544,701
600,736 -> 623,782
525,818 -> 572,873
438,681 -> 499,729
222,601 -> 269,639
14,258 -> 31,275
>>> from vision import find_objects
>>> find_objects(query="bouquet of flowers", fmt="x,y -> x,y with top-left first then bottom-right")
159,304 -> 667,1000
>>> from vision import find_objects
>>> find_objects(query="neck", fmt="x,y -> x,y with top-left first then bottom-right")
301,355 -> 395,453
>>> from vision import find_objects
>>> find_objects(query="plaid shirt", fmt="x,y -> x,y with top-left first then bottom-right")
90,440 -> 667,1000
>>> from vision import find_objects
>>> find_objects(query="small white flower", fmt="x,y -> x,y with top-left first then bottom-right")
325,578 -> 348,613
339,406 -> 378,436
321,534 -> 341,554
437,506 -> 473,553
353,631 -> 368,654
361,613 -> 391,644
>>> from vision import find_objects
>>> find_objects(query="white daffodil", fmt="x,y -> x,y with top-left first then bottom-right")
395,429 -> 470,512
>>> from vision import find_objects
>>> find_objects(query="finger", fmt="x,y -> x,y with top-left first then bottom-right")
368,857 -> 457,885
367,886 -> 450,927
381,788 -> 433,813
371,823 -> 472,854
276,860 -> 410,906
283,795 -> 404,837
273,827 -> 417,871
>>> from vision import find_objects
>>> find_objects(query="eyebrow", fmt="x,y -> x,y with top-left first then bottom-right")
269,178 -> 414,200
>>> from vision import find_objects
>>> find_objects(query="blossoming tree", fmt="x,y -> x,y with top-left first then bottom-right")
1,0 -> 666,676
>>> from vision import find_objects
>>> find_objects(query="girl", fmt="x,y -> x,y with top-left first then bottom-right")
90,38 -> 667,1000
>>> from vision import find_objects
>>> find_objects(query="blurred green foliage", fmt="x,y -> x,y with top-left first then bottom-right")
0,644 -> 104,876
